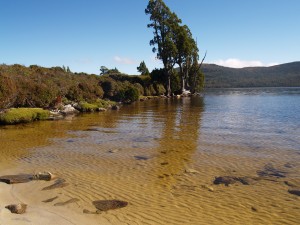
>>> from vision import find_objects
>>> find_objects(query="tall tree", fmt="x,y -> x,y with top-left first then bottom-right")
145,0 -> 181,96
137,61 -> 150,75
173,25 -> 198,93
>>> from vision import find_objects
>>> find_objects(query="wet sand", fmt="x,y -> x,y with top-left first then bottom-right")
0,96 -> 300,224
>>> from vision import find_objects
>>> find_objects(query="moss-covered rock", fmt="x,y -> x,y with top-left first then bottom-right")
0,108 -> 50,125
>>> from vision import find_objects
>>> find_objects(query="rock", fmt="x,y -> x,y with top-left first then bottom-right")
0,174 -> 33,184
42,196 -> 59,203
251,206 -> 258,212
112,105 -> 120,110
284,181 -> 298,187
61,104 -> 79,115
288,189 -> 300,196
257,164 -> 287,178
214,176 -> 238,186
134,156 -> 149,160
97,108 -> 107,112
33,171 -> 56,181
213,176 -> 256,186
42,178 -> 69,191
185,168 -> 200,174
201,185 -> 214,192
92,200 -> 128,212
5,203 -> 27,214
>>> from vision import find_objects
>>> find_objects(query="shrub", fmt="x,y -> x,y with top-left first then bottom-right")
117,87 -> 139,103
0,108 -> 50,125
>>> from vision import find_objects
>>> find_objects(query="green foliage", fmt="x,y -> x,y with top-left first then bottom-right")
78,99 -> 116,112
145,0 -> 202,94
100,66 -> 109,75
117,87 -> 139,103
0,108 -> 50,125
153,83 -> 166,95
146,0 -> 182,96
137,61 -> 150,75
78,102 -> 99,112
0,64 -> 104,108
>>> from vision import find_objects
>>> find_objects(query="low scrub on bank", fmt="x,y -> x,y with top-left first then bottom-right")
0,108 -> 50,125
77,99 -> 116,112
0,64 -> 167,109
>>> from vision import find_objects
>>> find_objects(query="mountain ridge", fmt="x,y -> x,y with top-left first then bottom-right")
202,61 -> 300,88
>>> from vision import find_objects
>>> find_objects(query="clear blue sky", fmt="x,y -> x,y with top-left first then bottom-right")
1,0 -> 299,74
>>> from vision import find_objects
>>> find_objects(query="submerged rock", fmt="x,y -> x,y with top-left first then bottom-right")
257,164 -> 287,178
0,174 -> 33,184
213,176 -> 239,186
42,196 -> 59,203
288,189 -> 300,196
134,156 -> 149,161
42,178 -> 69,191
93,200 -> 128,212
213,176 -> 258,186
0,171 -> 56,184
5,203 -> 27,214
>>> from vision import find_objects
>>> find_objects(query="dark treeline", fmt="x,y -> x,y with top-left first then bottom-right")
203,62 -> 300,88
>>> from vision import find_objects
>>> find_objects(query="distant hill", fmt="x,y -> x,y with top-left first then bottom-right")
202,62 -> 300,88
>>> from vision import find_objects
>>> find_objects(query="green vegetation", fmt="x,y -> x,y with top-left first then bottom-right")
0,63 -> 168,111
77,99 -> 116,112
203,62 -> 300,88
145,0 -> 204,95
137,61 -> 150,75
0,108 -> 50,125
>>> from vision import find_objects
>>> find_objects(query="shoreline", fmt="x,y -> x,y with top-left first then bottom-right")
0,175 -> 103,225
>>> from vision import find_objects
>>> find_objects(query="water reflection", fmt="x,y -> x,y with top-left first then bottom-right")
154,97 -> 204,187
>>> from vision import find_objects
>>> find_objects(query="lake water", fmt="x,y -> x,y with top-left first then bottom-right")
0,87 -> 299,224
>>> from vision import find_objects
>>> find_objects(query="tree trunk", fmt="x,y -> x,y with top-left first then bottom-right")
179,65 -> 185,93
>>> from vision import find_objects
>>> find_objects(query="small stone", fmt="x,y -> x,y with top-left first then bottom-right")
185,168 -> 200,174
251,206 -> 258,212
97,108 -> 107,112
33,171 -> 56,181
201,185 -> 214,192
5,203 -> 27,214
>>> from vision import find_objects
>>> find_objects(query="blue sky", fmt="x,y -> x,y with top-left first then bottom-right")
1,0 -> 299,75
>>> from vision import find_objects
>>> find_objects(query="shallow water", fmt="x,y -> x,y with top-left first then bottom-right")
1,87 -> 300,224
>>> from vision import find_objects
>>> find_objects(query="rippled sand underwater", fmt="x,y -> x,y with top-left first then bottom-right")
1,93 -> 300,224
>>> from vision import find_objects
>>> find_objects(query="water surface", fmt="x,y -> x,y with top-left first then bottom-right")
0,87 -> 299,224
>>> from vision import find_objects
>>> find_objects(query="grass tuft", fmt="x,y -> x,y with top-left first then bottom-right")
0,108 -> 50,125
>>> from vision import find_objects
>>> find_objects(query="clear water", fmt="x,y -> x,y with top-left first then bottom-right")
0,87 -> 299,225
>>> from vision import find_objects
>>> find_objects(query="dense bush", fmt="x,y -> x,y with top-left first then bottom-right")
117,87 -> 139,103
0,64 -> 104,109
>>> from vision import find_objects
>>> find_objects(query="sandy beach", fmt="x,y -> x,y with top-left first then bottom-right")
0,179 -> 105,225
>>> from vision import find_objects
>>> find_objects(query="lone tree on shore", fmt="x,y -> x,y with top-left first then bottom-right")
145,0 -> 180,96
145,0 -> 205,95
